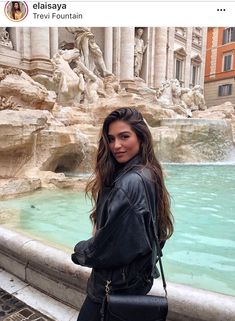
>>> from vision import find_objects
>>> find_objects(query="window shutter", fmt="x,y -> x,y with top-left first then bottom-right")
218,84 -> 232,96
228,55 -> 232,70
176,60 -> 180,80
224,55 -> 232,71
223,29 -> 228,44
227,55 -> 231,70
231,28 -> 235,42
224,56 -> 227,71
218,85 -> 222,96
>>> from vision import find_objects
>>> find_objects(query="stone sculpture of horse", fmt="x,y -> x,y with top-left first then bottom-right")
51,49 -> 85,105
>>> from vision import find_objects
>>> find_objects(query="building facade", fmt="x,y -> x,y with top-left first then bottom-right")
205,27 -> 235,107
0,27 -> 207,90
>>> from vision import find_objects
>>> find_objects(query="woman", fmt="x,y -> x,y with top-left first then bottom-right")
10,2 -> 23,20
72,107 -> 174,321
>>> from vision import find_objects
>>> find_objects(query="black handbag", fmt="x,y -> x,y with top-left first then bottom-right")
104,294 -> 167,321
102,174 -> 168,321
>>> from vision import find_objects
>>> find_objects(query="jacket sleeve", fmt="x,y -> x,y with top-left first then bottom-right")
71,187 -> 152,269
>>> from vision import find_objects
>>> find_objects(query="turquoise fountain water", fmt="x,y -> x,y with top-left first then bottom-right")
0,164 -> 235,297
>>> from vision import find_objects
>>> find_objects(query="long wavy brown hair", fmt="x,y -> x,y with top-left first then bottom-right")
86,107 -> 174,241
11,2 -> 21,19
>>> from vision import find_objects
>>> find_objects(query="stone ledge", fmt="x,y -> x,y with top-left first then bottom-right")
0,178 -> 41,200
0,226 -> 235,321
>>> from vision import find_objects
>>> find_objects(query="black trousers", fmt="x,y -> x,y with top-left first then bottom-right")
77,295 -> 102,321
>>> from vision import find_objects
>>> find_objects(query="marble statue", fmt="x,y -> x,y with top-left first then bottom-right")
181,85 -> 206,111
0,67 -> 55,109
0,28 -> 13,49
52,48 -> 107,105
134,28 -> 148,77
157,79 -> 192,117
51,49 -> 85,105
157,79 -> 177,105
191,85 -> 206,110
66,27 -> 111,78
88,36 -> 111,77
72,53 -> 106,104
66,27 -> 92,67
103,75 -> 121,97
157,79 -> 207,117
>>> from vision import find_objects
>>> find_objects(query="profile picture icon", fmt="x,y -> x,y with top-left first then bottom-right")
4,1 -> 28,21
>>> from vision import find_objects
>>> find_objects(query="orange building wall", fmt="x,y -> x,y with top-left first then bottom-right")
205,27 -> 235,82
205,28 -> 213,80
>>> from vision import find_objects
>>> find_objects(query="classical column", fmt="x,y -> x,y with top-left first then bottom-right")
166,27 -> 175,80
200,27 -> 208,88
140,27 -> 150,83
146,27 -> 156,87
154,27 -> 168,88
104,27 -> 113,72
30,27 -> 52,75
21,28 -> 31,60
120,27 -> 135,84
184,27 -> 193,87
113,27 -> 121,78
50,27 -> 58,58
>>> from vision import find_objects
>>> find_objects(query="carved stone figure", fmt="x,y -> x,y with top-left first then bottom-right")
52,47 -> 107,105
134,28 -> 148,77
0,28 -> 13,49
103,75 -> 121,97
51,49 -> 85,105
66,27 -> 92,67
181,85 -> 206,111
88,36 -> 111,77
157,80 -> 175,106
192,85 -> 206,110
66,27 -> 111,77
157,79 -> 192,117
0,67 -> 55,110
157,79 -> 207,112
73,55 -> 106,104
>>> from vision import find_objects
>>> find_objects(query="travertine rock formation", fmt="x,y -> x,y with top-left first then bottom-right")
152,119 -> 234,163
0,98 -> 234,198
193,101 -> 235,142
193,101 -> 235,120
0,178 -> 41,200
0,51 -> 234,198
0,109 -> 89,180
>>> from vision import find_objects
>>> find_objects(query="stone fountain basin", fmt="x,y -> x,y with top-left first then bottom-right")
0,226 -> 234,321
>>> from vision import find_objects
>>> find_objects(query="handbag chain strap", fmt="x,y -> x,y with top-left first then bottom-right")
136,172 -> 167,297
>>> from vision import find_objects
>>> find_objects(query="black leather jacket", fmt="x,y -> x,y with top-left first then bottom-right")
72,155 -> 163,303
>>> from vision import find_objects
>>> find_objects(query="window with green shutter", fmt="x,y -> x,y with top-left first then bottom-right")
223,28 -> 235,44
223,54 -> 232,71
218,84 -> 232,96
